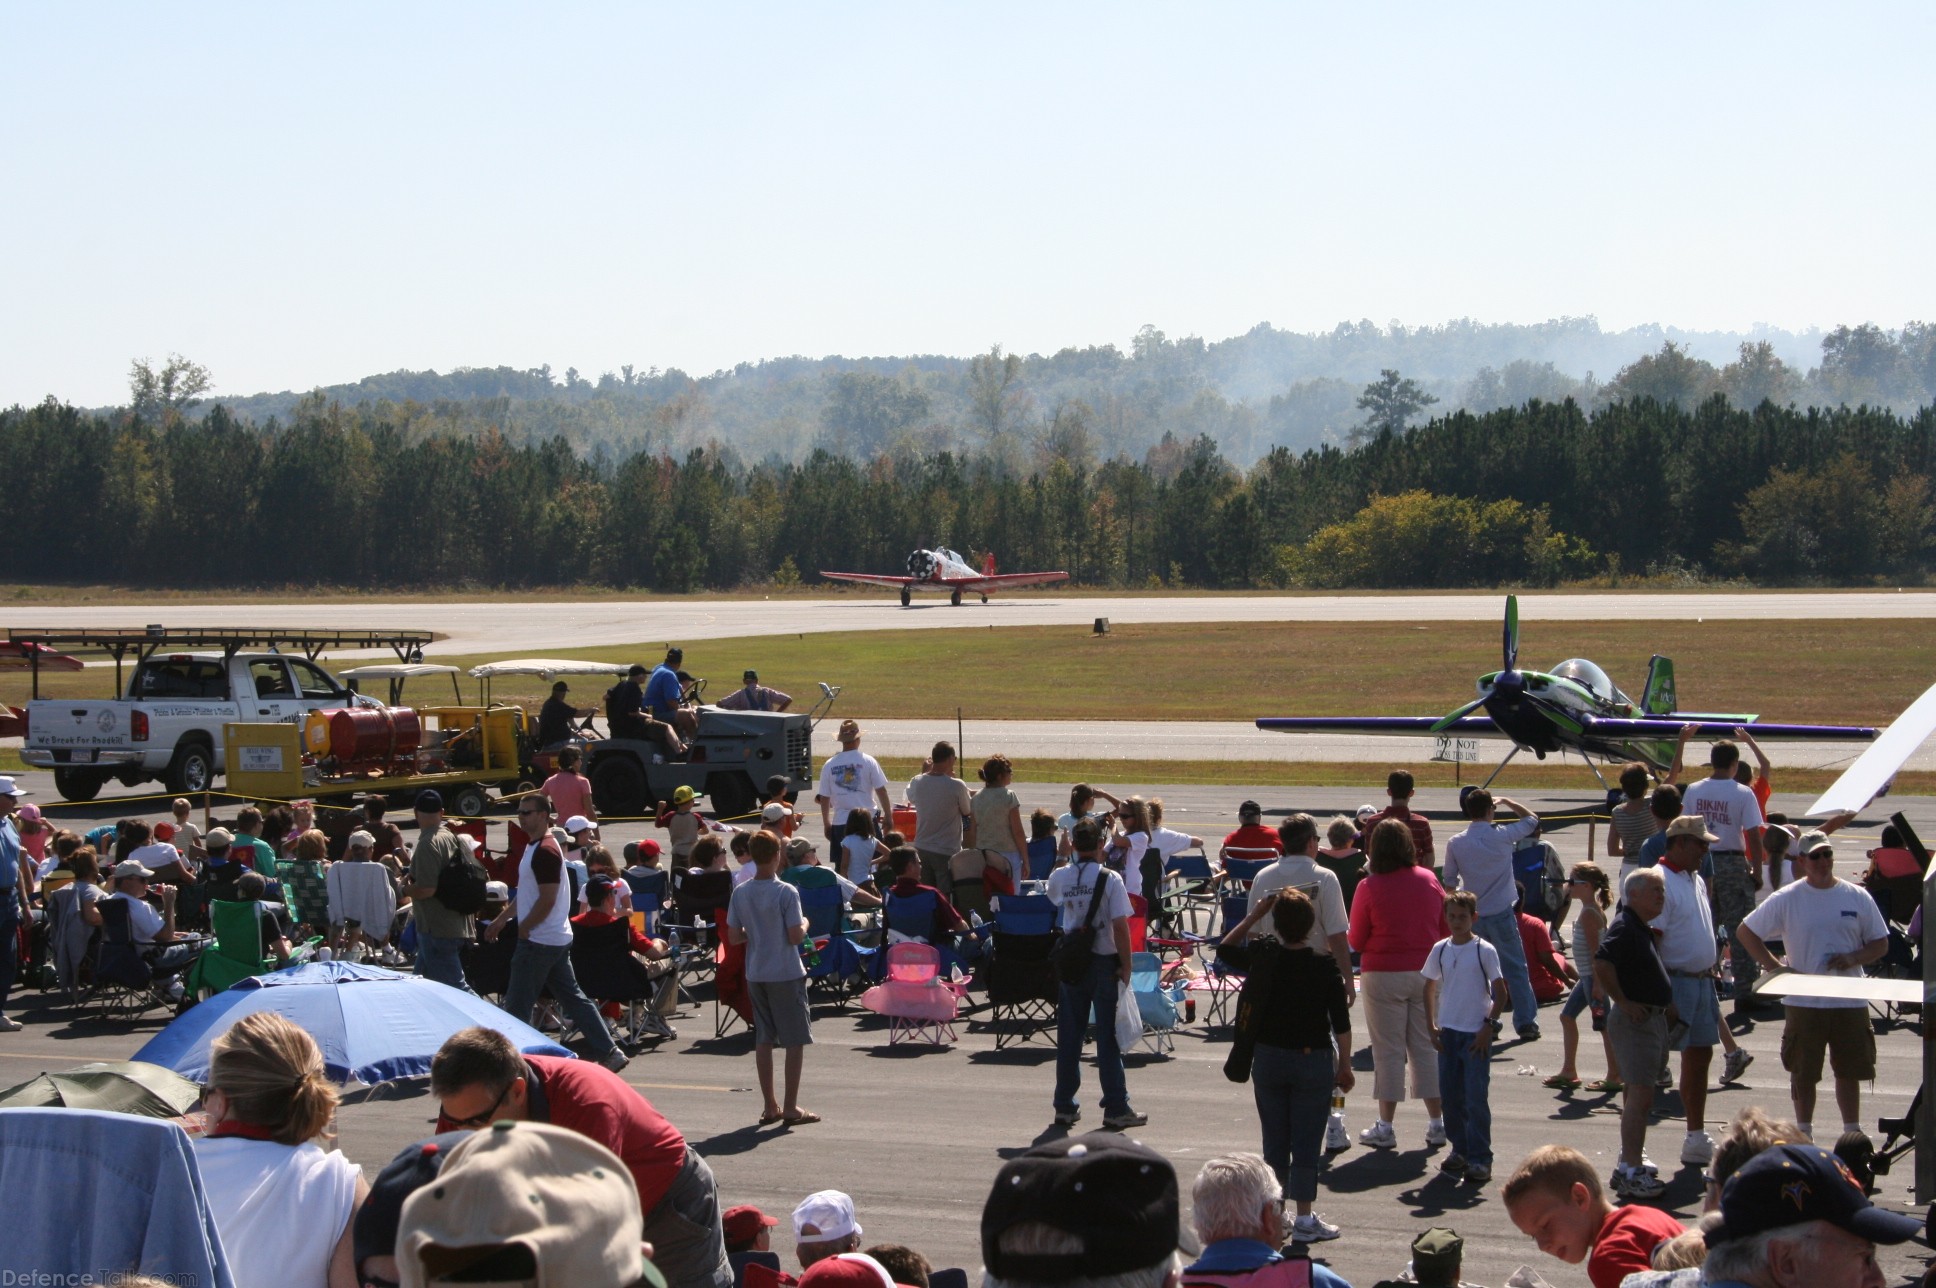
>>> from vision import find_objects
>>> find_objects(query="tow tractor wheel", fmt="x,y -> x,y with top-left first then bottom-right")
950,588 -> 962,606
450,785 -> 489,819
591,755 -> 649,817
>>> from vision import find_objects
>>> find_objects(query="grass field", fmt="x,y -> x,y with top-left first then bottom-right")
8,617 -> 1928,727
428,617 -> 1936,727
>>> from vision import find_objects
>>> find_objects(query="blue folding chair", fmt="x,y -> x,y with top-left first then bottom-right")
1180,894 -> 1251,1030
880,886 -> 966,978
1130,950 -> 1184,1055
1158,849 -> 1218,936
1024,837 -> 1057,882
798,883 -> 874,1008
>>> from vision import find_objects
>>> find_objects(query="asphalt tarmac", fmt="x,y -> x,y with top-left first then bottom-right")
8,774 -> 1931,1287
9,589 -> 1936,656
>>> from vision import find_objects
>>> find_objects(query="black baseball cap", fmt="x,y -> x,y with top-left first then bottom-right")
743,669 -> 759,682
354,1133 -> 471,1270
1238,800 -> 1261,820
1708,1143 -> 1922,1248
586,876 -> 617,906
414,789 -> 443,813
981,1134 -> 1182,1282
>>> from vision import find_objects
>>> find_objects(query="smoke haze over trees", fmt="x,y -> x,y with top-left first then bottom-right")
66,317 -> 1936,470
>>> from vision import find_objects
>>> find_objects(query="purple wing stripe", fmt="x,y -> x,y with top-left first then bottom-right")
1583,717 -> 1876,740
1255,717 -> 1499,733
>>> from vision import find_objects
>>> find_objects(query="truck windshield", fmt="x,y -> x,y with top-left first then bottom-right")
134,660 -> 230,699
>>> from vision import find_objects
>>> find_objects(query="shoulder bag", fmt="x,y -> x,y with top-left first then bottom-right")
1050,864 -> 1108,984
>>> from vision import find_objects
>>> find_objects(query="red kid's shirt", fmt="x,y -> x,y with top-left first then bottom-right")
1517,912 -> 1569,1003
1588,1203 -> 1685,1288
438,1054 -> 686,1216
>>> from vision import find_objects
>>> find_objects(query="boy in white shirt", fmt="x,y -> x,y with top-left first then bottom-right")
1423,890 -> 1508,1185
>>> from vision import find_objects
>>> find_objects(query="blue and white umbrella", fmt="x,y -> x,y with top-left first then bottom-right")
133,960 -> 572,1084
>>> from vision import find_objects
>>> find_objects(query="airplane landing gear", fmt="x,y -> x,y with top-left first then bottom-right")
980,594 -> 988,604
950,588 -> 963,606
900,586 -> 911,607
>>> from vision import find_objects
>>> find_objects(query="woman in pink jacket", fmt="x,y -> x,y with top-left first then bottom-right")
1347,819 -> 1450,1152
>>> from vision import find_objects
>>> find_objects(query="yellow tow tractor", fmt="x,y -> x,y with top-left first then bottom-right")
223,662 -> 527,817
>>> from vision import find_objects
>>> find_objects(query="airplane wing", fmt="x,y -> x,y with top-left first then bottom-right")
950,571 -> 1070,591
1256,716 -> 1501,734
1581,717 -> 1877,740
818,571 -> 919,590
1806,678 -> 1936,817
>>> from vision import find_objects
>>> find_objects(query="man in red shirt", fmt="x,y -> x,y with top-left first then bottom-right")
574,876 -> 680,1040
1219,800 -> 1283,859
1368,770 -> 1435,866
431,1025 -> 731,1288
882,848 -> 967,943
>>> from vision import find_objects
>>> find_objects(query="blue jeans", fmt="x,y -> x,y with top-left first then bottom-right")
144,942 -> 200,981
504,939 -> 616,1060
1437,1028 -> 1493,1166
1474,909 -> 1539,1031
415,933 -> 476,995
0,900 -> 18,1013
1054,953 -> 1130,1117
1251,1042 -> 1335,1202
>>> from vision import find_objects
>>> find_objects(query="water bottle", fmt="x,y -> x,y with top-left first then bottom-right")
1331,1087 -> 1346,1115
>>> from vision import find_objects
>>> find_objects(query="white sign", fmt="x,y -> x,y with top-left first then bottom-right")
237,745 -> 284,774
1432,736 -> 1480,763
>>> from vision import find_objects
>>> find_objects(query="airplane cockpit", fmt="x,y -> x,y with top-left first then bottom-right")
1550,658 -> 1634,706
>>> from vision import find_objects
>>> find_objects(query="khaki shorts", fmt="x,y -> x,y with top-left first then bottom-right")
1781,1004 -> 1876,1083
1607,1002 -> 1668,1086
749,978 -> 814,1049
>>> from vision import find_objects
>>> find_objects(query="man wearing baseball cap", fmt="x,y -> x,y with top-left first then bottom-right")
794,1190 -> 863,1269
1700,1142 -> 1918,1288
106,855 -> 203,1002
396,1120 -> 666,1288
1220,800 -> 1282,861
815,720 -> 890,868
405,789 -> 476,994
0,775 -> 31,1031
1652,815 -> 1725,1168
981,1133 -> 1182,1288
1738,831 -> 1890,1143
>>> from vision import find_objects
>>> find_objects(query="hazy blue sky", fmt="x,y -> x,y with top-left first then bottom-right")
5,3 -> 1930,407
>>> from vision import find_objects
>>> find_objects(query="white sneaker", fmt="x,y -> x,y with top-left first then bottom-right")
1424,1119 -> 1448,1147
1291,1213 -> 1341,1243
1359,1119 -> 1398,1150
1612,1163 -> 1665,1199
1325,1111 -> 1351,1152
0,1014 -> 20,1033
599,1047 -> 632,1073
1722,1049 -> 1754,1084
1681,1130 -> 1715,1166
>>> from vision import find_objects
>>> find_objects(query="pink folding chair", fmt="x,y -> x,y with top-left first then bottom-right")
859,942 -> 964,1045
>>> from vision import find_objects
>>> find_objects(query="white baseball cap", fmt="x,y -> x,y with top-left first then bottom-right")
0,776 -> 31,798
793,1189 -> 860,1243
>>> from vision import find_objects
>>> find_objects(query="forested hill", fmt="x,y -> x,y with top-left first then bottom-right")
9,393 -> 1933,591
121,317 -> 1936,468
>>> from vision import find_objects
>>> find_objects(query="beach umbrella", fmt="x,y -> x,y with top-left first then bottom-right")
132,960 -> 572,1084
0,1060 -> 203,1117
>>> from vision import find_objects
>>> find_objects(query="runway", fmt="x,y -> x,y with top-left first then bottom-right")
8,590 -> 1935,657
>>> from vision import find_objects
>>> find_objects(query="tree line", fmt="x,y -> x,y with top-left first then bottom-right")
7,390 -> 1932,590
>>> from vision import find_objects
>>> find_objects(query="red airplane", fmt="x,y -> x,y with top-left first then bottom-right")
819,547 -> 1069,607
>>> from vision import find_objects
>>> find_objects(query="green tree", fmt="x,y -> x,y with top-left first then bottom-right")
128,354 -> 212,421
1601,341 -> 1719,408
966,344 -> 1029,448
1353,369 -> 1438,443
1719,341 -> 1801,407
819,371 -> 930,456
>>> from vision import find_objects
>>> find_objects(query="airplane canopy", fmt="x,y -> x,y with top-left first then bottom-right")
1549,658 -> 1620,702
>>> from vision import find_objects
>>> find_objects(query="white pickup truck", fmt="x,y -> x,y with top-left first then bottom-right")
24,649 -> 382,801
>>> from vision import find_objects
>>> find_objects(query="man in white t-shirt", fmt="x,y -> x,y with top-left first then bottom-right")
1246,813 -> 1355,1004
1679,735 -> 1766,1008
105,858 -> 202,998
1738,830 -> 1889,1143
815,719 -> 891,866
1045,819 -> 1144,1132
1650,816 -> 1723,1167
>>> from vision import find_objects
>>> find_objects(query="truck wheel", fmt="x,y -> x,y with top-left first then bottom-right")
53,767 -> 106,802
900,586 -> 911,607
164,739 -> 216,795
705,772 -> 757,823
950,588 -> 962,606
591,756 -> 649,817
451,785 -> 489,819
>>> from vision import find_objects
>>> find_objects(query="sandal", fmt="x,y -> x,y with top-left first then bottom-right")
1543,1074 -> 1582,1089
783,1110 -> 822,1126
757,1110 -> 785,1126
1583,1078 -> 1625,1094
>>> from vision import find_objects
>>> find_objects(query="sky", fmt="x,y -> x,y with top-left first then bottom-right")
4,2 -> 1932,408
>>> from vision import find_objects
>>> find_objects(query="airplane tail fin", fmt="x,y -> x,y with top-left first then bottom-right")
1642,655 -> 1677,715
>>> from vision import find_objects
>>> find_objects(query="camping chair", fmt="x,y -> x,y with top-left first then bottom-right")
860,942 -> 965,1045
0,1108 -> 235,1288
1129,950 -> 1184,1056
799,883 -> 874,1008
664,868 -> 734,987
624,869 -> 670,931
326,860 -> 398,960
462,929 -> 516,1001
184,899 -> 285,1003
48,884 -> 100,1008
1181,894 -> 1252,1030
1219,848 -> 1276,894
1024,837 -> 1057,883
567,917 -> 667,1047
880,885 -> 968,978
1158,849 -> 1218,936
94,898 -> 167,1020
980,892 -> 1059,1049
714,937 -> 752,1038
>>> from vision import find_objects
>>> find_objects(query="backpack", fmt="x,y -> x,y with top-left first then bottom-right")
434,834 -> 490,915
1513,840 -> 1555,917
